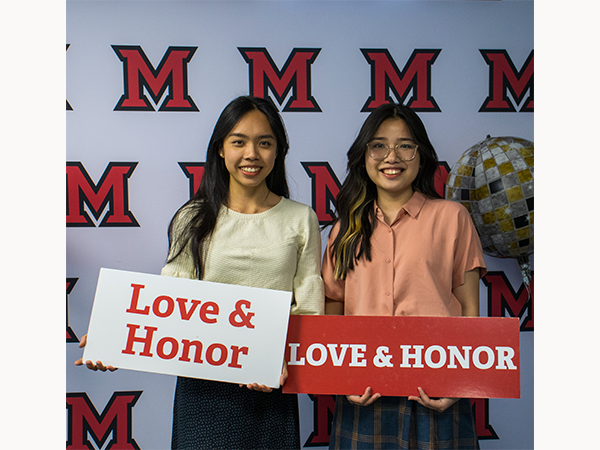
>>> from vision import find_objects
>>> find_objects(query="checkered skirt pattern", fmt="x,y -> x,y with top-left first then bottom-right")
445,136 -> 533,260
329,396 -> 479,450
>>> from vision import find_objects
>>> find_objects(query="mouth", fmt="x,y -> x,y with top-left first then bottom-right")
380,167 -> 405,177
239,166 -> 263,175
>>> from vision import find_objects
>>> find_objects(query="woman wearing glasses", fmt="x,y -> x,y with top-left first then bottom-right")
322,103 -> 486,449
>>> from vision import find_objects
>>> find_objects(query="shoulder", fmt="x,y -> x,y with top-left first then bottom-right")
278,198 -> 319,222
279,198 -> 314,214
423,196 -> 470,218
421,197 -> 476,235
323,220 -> 341,247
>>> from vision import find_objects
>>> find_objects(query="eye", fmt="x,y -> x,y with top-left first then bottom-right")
229,139 -> 245,147
399,142 -> 416,149
258,141 -> 276,150
371,142 -> 386,149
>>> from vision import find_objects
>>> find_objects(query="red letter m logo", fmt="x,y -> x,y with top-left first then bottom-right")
66,391 -> 142,449
479,50 -> 534,112
482,271 -> 534,331
238,47 -> 321,112
66,278 -> 78,343
178,162 -> 205,198
66,162 -> 139,227
305,394 -> 336,446
301,162 -> 341,224
113,45 -> 198,112
361,49 -> 441,112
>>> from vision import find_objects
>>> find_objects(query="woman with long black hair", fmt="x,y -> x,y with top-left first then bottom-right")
322,103 -> 486,449
161,95 -> 324,449
77,96 -> 324,449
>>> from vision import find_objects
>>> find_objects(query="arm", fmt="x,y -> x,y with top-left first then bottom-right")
453,268 -> 481,317
321,223 -> 346,316
161,205 -> 198,280
325,297 -> 344,315
409,268 -> 482,411
291,208 -> 325,315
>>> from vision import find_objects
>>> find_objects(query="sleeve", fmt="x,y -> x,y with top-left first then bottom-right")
160,206 -> 197,280
290,207 -> 325,315
321,222 -> 346,303
452,204 -> 487,289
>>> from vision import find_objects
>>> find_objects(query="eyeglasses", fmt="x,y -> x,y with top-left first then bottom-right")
366,141 -> 418,162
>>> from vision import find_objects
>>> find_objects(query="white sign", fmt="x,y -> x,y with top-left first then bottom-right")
83,268 -> 293,387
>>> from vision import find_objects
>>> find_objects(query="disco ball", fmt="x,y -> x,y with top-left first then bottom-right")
445,136 -> 533,281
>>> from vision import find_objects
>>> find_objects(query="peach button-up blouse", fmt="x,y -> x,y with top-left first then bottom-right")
322,192 -> 487,317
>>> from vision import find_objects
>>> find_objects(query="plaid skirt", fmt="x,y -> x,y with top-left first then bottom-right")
329,395 -> 479,450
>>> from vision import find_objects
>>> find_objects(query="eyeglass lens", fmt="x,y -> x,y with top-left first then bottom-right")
368,143 -> 417,161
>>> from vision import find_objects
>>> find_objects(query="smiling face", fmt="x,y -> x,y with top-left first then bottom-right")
365,118 -> 421,204
220,109 -> 278,195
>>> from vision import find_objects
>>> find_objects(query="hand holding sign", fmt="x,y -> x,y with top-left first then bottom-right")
346,387 -> 381,407
408,388 -> 458,413
241,361 -> 289,392
81,269 -> 293,388
74,334 -> 118,372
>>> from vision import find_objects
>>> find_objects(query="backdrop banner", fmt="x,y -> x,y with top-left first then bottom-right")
83,268 -> 292,388
67,1 -> 534,448
283,315 -> 520,399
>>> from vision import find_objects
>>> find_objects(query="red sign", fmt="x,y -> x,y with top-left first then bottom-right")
283,315 -> 520,399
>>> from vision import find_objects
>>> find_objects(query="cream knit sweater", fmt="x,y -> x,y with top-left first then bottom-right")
161,198 -> 324,315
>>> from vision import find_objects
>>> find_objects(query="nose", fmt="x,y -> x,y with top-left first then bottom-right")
383,145 -> 401,163
243,142 -> 259,159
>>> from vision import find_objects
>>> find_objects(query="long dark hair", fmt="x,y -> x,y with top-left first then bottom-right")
166,96 -> 290,279
330,102 -> 441,279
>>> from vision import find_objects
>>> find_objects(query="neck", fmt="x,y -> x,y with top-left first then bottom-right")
376,188 -> 414,225
227,183 -> 280,214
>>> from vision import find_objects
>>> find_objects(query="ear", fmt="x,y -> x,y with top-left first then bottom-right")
218,146 -> 224,158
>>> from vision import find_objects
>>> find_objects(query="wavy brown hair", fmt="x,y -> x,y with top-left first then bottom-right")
330,103 -> 441,279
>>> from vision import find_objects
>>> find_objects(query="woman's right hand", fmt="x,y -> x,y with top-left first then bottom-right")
346,387 -> 381,406
74,334 -> 118,372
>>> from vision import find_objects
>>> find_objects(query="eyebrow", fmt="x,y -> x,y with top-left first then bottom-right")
227,132 -> 275,140
371,136 -> 415,142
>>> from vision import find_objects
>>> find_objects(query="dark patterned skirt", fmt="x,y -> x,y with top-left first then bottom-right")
171,377 -> 300,450
329,395 -> 479,450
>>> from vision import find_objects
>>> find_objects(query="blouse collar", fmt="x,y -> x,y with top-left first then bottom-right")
374,191 -> 427,225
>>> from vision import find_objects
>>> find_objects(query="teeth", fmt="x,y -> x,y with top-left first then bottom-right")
383,169 -> 402,175
241,167 -> 261,173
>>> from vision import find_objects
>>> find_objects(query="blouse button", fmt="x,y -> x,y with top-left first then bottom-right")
386,258 -> 391,263
385,291 -> 391,296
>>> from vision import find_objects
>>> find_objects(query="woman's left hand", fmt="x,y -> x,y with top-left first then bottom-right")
408,387 -> 459,412
243,382 -> 274,393
241,361 -> 289,393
